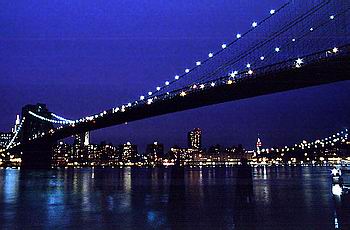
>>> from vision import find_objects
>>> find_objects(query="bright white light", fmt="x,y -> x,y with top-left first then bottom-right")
196,61 -> 201,66
147,98 -> 153,104
222,44 -> 227,49
236,33 -> 242,39
248,69 -> 253,75
148,91 -> 152,96
230,71 -> 236,77
185,68 -> 190,73
296,58 -> 303,65
200,84 -> 205,89
210,82 -> 215,87
270,9 -> 276,15
332,184 -> 342,196
156,86 -> 161,91
330,15 -> 335,20
246,63 -> 251,68
165,81 -> 170,85
175,75 -> 180,80
332,47 -> 339,53
208,52 -> 213,58
275,47 -> 280,52
310,27 -> 314,31
292,38 -> 296,42
180,91 -> 186,97
252,22 -> 258,27
192,84 -> 197,89
260,56 -> 265,60
331,168 -> 339,176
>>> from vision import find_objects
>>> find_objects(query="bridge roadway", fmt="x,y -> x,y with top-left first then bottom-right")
13,52 -> 350,168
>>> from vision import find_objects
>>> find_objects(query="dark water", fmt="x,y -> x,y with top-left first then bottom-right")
0,166 -> 349,230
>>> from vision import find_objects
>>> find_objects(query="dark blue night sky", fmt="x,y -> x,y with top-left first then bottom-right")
1,0 -> 349,151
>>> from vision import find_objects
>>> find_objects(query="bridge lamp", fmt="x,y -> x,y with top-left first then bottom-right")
295,58 -> 303,68
208,52 -> 213,58
330,15 -> 335,20
270,9 -> 275,15
230,71 -> 236,78
175,75 -> 180,80
309,27 -> 314,31
236,33 -> 241,39
147,99 -> 153,104
292,38 -> 296,42
200,84 -> 205,89
221,43 -> 227,49
185,69 -> 190,73
260,56 -> 265,61
165,81 -> 170,85
156,86 -> 161,91
148,91 -> 153,96
127,103 -> 132,107
246,63 -> 251,68
332,47 -> 339,53
275,47 -> 280,52
252,22 -> 258,28
210,82 -> 215,87
196,61 -> 201,66
192,84 -> 197,89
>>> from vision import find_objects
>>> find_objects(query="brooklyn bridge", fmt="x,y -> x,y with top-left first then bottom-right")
1,0 -> 350,168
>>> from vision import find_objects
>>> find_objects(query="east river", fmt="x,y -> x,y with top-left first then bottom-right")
0,166 -> 349,229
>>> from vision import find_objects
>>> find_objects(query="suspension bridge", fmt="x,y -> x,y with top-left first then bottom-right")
1,0 -> 350,168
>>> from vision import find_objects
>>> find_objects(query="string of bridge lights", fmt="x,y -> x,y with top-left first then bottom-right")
136,2 -> 290,103
197,1 -> 341,85
184,0 -> 332,89
257,129 -> 349,154
177,9 -> 342,98
280,129 -> 349,153
51,113 -> 75,124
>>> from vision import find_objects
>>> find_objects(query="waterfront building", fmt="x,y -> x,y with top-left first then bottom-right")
146,141 -> 164,164
0,132 -> 13,149
118,142 -> 138,163
188,128 -> 202,150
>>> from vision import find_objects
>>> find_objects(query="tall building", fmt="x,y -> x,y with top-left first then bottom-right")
0,132 -> 13,149
118,142 -> 138,163
52,141 -> 71,167
256,137 -> 262,156
12,115 -> 21,133
188,128 -> 202,150
146,141 -> 164,161
83,132 -> 90,146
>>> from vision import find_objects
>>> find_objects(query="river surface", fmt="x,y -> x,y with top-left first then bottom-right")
0,166 -> 349,229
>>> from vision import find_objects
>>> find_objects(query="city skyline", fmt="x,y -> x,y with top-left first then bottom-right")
1,0 -> 349,151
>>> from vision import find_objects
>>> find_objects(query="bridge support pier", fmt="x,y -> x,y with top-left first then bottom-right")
21,141 -> 54,169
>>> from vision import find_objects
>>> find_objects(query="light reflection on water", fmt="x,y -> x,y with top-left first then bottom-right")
0,166 -> 349,229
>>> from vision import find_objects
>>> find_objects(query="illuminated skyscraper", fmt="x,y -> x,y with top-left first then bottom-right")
118,142 -> 138,163
256,137 -> 262,155
146,141 -> 164,160
188,128 -> 202,150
